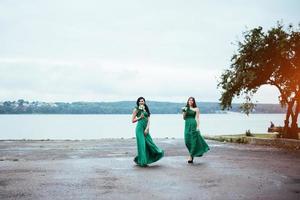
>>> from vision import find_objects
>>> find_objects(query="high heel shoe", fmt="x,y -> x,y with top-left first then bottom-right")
187,157 -> 194,163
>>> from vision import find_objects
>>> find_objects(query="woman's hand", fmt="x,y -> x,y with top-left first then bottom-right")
140,113 -> 144,119
144,128 -> 149,136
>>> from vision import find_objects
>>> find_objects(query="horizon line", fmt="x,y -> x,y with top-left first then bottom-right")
0,99 -> 282,105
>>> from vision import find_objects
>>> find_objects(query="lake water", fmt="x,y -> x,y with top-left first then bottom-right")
0,113 -> 292,140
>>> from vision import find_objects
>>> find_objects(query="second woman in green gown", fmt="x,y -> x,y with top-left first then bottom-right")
182,97 -> 210,163
132,97 -> 164,167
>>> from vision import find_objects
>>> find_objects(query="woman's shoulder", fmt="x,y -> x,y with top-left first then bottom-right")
190,107 -> 199,112
133,106 -> 139,112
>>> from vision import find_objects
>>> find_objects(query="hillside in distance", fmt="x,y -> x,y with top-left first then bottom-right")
0,99 -> 286,114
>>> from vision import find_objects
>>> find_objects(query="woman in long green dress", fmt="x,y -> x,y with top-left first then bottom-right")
132,97 -> 164,167
182,97 -> 210,163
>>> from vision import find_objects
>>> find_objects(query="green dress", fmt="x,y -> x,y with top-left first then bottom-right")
134,107 -> 164,167
184,107 -> 210,157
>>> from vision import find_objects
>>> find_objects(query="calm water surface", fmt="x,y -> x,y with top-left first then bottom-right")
0,113 -> 290,139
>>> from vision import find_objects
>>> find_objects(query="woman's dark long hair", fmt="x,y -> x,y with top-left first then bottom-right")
136,97 -> 151,116
186,97 -> 197,108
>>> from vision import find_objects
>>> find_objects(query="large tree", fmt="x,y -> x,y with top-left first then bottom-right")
218,22 -> 300,139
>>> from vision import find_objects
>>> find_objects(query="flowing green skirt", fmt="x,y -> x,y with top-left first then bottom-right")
134,119 -> 164,167
184,118 -> 210,157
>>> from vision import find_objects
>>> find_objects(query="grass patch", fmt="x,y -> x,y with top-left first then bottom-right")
204,133 -> 278,144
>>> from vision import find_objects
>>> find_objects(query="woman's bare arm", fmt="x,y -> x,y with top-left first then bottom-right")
182,107 -> 187,119
132,109 -> 138,123
132,108 -> 143,123
196,108 -> 200,130
183,111 -> 186,120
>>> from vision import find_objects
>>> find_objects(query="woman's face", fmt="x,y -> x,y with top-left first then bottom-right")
139,98 -> 145,106
188,98 -> 194,107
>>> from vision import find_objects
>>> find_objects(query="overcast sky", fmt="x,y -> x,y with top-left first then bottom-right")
0,0 -> 299,103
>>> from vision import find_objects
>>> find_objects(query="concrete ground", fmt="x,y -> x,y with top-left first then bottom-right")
0,139 -> 300,200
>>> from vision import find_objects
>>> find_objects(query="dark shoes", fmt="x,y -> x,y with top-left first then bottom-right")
187,154 -> 204,163
187,157 -> 194,164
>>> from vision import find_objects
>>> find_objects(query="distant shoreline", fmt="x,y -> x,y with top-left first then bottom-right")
0,100 -> 286,114
0,112 -> 286,115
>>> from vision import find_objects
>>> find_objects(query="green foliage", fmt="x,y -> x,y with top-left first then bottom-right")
245,129 -> 253,137
218,22 -> 300,138
218,22 -> 300,114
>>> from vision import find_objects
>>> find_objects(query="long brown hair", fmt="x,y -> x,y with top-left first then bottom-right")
186,97 -> 197,108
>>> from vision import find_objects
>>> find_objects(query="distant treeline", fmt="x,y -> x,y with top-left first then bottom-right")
0,99 -> 286,114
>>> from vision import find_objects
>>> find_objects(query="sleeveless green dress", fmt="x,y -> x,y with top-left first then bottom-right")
184,107 -> 210,157
134,107 -> 164,167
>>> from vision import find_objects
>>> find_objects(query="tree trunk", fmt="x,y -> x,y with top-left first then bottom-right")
290,100 -> 300,139
283,102 -> 292,137
284,100 -> 299,139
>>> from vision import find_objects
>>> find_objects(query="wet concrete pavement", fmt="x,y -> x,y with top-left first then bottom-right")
0,139 -> 300,200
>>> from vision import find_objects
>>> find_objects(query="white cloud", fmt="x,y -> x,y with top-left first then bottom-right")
0,0 -> 298,103
0,57 -> 219,101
